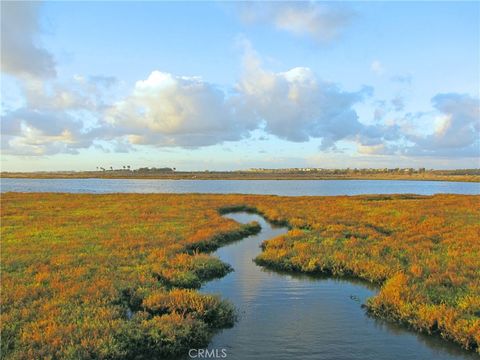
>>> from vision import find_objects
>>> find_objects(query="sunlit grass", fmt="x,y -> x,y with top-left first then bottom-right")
1,193 -> 479,358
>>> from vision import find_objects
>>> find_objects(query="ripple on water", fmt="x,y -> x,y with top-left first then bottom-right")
198,212 -> 479,360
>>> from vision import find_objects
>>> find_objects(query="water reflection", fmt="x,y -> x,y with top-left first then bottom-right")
198,213 -> 478,360
2,178 -> 479,195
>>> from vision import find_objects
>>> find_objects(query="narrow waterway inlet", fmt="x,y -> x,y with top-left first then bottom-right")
197,212 -> 477,360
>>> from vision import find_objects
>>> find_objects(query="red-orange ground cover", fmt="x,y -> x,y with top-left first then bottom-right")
1,193 -> 479,358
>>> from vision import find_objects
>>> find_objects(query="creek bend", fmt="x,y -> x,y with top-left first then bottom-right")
196,212 -> 477,360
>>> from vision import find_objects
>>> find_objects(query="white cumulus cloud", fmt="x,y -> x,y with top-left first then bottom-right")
105,71 -> 257,147
237,40 -> 376,149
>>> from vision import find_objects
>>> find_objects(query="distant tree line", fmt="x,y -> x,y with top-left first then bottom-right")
135,167 -> 176,173
95,166 -> 175,172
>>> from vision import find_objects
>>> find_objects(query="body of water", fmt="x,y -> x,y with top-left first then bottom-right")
1,178 -> 479,195
199,212 -> 477,360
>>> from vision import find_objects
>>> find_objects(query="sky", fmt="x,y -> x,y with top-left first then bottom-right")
1,1 -> 479,171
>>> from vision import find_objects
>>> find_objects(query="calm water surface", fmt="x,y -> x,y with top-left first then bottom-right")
199,213 -> 478,360
1,178 -> 479,195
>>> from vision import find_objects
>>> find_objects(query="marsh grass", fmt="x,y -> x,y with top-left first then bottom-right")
1,193 -> 479,357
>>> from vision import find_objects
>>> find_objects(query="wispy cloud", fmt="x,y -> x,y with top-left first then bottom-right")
1,2 -> 56,78
370,60 -> 385,76
391,96 -> 405,112
391,74 -> 412,85
238,2 -> 354,43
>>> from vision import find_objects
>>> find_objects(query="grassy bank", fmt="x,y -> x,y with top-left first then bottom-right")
252,194 -> 480,353
0,193 -> 258,359
1,193 -> 479,358
2,171 -> 480,182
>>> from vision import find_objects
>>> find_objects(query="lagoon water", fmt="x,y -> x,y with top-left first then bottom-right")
1,178 -> 479,195
200,213 -> 477,360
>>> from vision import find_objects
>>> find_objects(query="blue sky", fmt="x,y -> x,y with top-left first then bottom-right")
1,1 -> 479,171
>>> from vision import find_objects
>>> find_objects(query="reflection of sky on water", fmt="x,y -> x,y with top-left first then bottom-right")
203,213 -> 287,305
2,178 -> 480,195
199,212 -> 478,360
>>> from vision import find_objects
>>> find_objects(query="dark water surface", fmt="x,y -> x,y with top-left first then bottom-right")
1,178 -> 479,195
199,213 -> 478,360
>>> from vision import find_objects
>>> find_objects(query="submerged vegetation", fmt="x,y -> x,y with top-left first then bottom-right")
1,193 -> 479,358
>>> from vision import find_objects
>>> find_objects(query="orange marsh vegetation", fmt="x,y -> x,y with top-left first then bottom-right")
1,192 -> 479,358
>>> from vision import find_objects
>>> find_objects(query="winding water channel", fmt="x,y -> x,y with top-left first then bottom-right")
199,212 -> 477,360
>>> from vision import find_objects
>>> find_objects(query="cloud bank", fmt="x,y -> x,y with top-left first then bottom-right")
2,48 -> 478,158
1,2 -> 478,163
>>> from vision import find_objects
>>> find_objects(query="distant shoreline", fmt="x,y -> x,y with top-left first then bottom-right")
2,171 -> 479,183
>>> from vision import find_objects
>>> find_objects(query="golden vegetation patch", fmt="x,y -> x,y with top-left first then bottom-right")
253,194 -> 480,353
1,193 -> 479,358
1,193 -> 257,359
